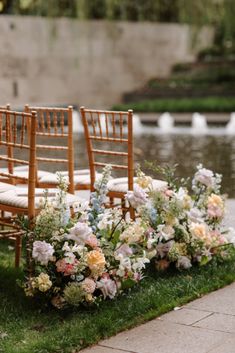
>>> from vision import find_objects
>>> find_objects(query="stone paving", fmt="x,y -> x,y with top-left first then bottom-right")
78,198 -> 235,353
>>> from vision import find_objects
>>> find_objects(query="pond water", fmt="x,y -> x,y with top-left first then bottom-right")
74,130 -> 235,198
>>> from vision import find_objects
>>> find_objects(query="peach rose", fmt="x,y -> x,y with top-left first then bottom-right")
86,250 -> 106,275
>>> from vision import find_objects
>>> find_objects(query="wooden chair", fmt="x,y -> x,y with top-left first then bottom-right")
0,108 -> 84,266
24,105 -> 98,192
0,108 -> 37,267
80,106 -> 167,218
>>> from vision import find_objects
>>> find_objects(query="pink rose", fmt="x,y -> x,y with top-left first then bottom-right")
56,258 -> 78,276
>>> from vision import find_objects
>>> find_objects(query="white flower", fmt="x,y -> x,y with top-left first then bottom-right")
193,166 -> 215,188
115,243 -> 133,257
187,207 -> 204,223
157,224 -> 175,241
176,256 -> 192,270
32,241 -> 54,266
115,254 -> 132,277
67,222 -> 92,244
224,227 -> 235,245
132,254 -> 150,272
62,241 -> 84,259
119,222 -> 145,244
97,277 -> 117,299
125,185 -> 148,209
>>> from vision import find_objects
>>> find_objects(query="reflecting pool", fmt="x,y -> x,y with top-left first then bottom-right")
74,131 -> 235,198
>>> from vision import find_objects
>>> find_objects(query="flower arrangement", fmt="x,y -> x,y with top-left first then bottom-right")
24,168 -> 150,308
23,164 -> 235,308
125,163 -> 235,271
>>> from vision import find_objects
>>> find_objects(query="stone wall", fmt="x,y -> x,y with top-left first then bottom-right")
0,16 -> 214,108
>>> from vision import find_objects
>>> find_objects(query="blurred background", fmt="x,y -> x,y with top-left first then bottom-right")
1,0 -> 235,196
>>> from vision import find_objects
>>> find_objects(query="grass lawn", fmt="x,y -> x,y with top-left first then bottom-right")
1,240 -> 235,353
112,97 -> 235,113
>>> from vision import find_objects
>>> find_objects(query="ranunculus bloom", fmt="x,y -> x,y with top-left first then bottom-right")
81,278 -> 96,294
97,276 -> 117,299
67,222 -> 92,244
125,185 -> 148,209
37,273 -> 52,292
86,250 -> 106,275
56,258 -> 79,276
32,240 -> 54,266
85,234 -> 99,248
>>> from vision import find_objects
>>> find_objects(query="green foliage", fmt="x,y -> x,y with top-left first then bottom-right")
113,97 -> 235,113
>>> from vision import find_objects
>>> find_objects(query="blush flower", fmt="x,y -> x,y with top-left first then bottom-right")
85,234 -> 99,248
67,222 -> 92,244
97,276 -> 117,299
32,240 -> 54,266
194,166 -> 214,188
125,185 -> 148,209
115,243 -> 133,257
207,194 -> 224,219
81,278 -> 96,294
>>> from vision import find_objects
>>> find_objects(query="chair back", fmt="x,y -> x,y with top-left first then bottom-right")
25,105 -> 74,193
80,107 -> 134,192
0,109 -> 37,219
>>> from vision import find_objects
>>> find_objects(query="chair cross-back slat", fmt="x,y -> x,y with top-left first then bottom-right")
0,108 -> 37,267
25,105 -> 74,193
80,106 -> 134,194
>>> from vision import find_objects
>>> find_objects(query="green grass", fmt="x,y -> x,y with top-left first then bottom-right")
1,240 -> 235,353
112,97 -> 235,113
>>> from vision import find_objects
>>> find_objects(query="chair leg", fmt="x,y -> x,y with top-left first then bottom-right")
109,197 -> 114,207
129,206 -> 135,220
15,235 -> 22,268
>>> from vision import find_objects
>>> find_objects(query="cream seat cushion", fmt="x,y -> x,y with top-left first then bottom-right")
39,169 -> 102,186
0,182 -> 16,193
0,166 -> 53,180
107,177 -> 167,193
0,187 -> 85,209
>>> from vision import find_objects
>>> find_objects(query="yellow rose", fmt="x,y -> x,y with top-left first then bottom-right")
37,273 -> 52,292
86,250 -> 106,275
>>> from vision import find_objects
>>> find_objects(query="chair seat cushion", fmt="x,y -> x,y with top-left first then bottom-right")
0,166 -> 53,180
39,169 -> 102,186
0,187 -> 85,210
107,177 -> 167,193
0,182 -> 16,193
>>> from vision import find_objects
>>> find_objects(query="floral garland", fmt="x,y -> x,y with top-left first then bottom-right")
23,165 -> 235,308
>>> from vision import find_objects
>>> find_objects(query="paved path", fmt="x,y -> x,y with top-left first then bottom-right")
78,198 -> 235,353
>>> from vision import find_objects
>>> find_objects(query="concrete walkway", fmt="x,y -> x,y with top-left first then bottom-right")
79,199 -> 235,353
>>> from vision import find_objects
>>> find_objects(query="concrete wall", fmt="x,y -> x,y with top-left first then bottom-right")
0,16 -> 214,108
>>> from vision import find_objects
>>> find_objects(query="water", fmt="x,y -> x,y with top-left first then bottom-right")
73,114 -> 235,198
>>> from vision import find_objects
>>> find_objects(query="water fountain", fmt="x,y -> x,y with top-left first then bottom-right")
191,112 -> 208,134
158,112 -> 174,133
226,112 -> 235,134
